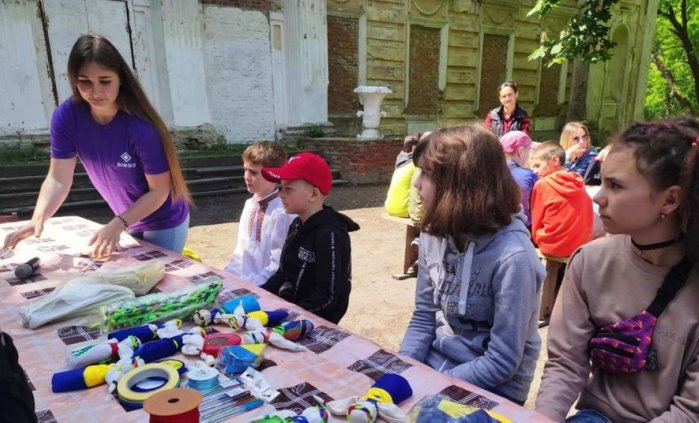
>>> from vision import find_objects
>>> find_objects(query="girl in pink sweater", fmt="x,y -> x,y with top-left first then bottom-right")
536,120 -> 699,422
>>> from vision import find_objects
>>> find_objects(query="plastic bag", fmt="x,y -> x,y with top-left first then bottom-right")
95,260 -> 165,295
21,276 -> 135,329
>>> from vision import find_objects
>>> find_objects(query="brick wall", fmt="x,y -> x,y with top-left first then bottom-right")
479,34 -> 508,114
406,25 -> 440,115
327,15 -> 360,114
300,138 -> 403,184
534,64 -> 562,117
202,5 -> 276,142
201,0 -> 271,13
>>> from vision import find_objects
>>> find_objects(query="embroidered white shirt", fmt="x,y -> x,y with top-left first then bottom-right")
225,192 -> 295,285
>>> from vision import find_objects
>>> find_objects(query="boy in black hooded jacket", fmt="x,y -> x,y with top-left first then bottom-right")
260,153 -> 359,324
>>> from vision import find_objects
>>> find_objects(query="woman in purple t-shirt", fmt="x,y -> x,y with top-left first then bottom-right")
3,34 -> 191,257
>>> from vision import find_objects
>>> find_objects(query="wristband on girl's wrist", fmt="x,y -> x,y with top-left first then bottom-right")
115,215 -> 128,229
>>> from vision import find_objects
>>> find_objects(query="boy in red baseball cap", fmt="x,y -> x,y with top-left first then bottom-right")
260,152 -> 360,324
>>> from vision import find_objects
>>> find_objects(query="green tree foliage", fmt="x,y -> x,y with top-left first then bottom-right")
528,0 -> 619,66
645,0 -> 698,118
529,0 -> 699,118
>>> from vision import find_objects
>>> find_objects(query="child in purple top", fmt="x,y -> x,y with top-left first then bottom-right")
499,131 -> 538,228
3,34 -> 191,257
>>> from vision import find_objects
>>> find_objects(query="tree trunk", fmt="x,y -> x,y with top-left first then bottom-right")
664,0 -> 699,115
566,59 -> 590,124
651,50 -> 696,115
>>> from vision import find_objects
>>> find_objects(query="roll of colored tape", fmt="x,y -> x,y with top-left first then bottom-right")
117,363 -> 180,403
186,366 -> 219,391
202,333 -> 241,357
131,376 -> 168,393
144,388 -> 202,423
155,359 -> 188,376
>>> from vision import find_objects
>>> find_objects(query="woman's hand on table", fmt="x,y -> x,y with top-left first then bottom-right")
88,218 -> 124,258
2,221 -> 42,249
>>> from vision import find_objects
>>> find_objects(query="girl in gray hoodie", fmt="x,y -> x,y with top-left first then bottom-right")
399,125 -> 545,405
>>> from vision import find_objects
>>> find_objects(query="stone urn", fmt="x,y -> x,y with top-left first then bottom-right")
354,86 -> 392,139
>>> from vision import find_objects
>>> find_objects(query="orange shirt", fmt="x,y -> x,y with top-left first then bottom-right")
531,170 -> 593,257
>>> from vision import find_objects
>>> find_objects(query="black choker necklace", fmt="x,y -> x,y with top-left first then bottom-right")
631,236 -> 682,251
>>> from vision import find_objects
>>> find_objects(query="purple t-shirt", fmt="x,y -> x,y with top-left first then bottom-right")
50,99 -> 188,232
508,160 -> 537,227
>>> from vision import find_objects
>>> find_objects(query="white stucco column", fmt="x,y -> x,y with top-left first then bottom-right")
0,0 -> 56,136
283,0 -> 329,126
160,0 -> 212,127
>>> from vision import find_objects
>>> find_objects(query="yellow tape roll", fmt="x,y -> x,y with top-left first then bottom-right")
117,363 -> 180,403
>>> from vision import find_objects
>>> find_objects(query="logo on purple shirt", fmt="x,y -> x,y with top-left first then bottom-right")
118,152 -> 136,168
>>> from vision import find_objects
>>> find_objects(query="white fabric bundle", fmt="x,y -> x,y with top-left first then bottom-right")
94,260 -> 165,295
65,336 -> 140,369
20,276 -> 135,329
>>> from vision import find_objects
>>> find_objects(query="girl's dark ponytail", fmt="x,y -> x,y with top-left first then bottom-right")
681,138 -> 698,262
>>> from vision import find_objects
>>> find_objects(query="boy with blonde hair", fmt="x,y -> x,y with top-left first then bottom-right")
224,142 -> 295,285
260,153 -> 359,323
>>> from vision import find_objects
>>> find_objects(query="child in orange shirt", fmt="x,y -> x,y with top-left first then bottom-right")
530,141 -> 593,258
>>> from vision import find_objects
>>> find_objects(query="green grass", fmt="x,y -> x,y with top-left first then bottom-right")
305,124 -> 326,138
178,142 -> 301,158
0,144 -> 50,165
0,141 -> 302,165
179,142 -> 250,158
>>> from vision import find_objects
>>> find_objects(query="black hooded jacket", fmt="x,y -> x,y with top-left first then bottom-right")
261,206 -> 360,324
0,332 -> 36,423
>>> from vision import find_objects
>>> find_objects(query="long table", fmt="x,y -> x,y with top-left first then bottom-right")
0,216 -> 551,422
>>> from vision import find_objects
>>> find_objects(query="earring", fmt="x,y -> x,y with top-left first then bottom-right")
660,213 -> 667,220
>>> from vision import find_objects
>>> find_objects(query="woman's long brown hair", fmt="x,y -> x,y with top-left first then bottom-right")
67,33 -> 192,204
413,125 -> 520,237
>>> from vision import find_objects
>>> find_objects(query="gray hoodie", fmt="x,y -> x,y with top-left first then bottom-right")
399,212 -> 544,403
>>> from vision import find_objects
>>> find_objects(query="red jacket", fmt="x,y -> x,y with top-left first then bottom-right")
531,170 -> 593,258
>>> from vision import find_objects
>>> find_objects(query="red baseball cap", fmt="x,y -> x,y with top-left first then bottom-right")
262,152 -> 332,195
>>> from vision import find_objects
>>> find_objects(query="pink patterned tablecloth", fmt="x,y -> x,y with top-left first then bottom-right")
0,216 -> 551,422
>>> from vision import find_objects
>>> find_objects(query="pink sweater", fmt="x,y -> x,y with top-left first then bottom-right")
535,235 -> 699,422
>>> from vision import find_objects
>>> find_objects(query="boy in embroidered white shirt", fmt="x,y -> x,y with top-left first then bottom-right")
224,142 -> 295,285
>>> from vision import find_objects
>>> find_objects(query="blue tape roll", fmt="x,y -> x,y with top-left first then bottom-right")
186,366 -> 219,392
